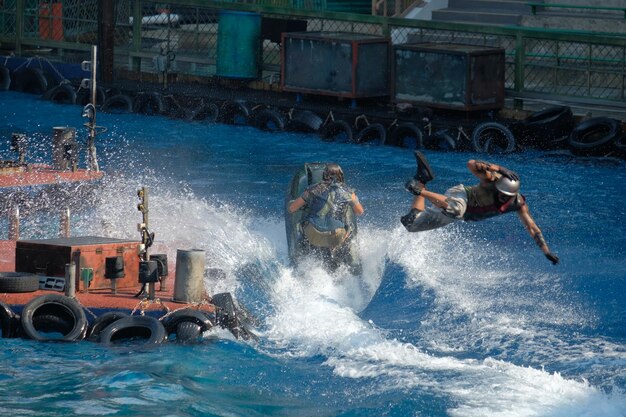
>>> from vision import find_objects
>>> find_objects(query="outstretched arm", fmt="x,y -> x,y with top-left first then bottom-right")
351,193 -> 365,216
517,205 -> 559,265
467,160 -> 519,184
288,196 -> 306,213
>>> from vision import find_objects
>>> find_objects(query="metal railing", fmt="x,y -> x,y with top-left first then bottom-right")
1,0 -> 626,106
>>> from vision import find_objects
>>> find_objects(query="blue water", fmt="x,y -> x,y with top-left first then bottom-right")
0,91 -> 625,416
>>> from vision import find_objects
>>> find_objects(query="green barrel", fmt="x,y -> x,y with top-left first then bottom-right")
216,11 -> 261,79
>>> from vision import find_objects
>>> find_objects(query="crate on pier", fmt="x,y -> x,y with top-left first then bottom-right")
281,31 -> 390,99
393,43 -> 505,111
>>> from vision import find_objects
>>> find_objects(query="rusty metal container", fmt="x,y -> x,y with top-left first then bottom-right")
281,31 -> 389,99
392,43 -> 505,111
15,236 -> 140,291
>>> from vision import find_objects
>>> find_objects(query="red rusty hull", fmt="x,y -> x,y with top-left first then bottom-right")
0,239 -> 214,313
0,164 -> 103,188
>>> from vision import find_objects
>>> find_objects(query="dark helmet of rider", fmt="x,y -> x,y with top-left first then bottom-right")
323,163 -> 344,184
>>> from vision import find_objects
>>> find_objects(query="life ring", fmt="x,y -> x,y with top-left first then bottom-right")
355,123 -> 386,145
388,123 -> 424,148
76,86 -> 107,106
20,294 -> 88,342
320,120 -> 353,143
133,91 -> 165,115
43,84 -> 77,105
12,67 -> 48,94
102,94 -> 133,113
99,315 -> 166,345
567,117 -> 621,156
0,65 -> 10,91
220,101 -> 250,125
0,272 -> 40,293
86,311 -> 129,342
519,106 -> 575,148
289,110 -> 323,132
162,308 -> 213,342
254,108 -> 285,132
0,301 -> 18,338
427,130 -> 457,151
471,122 -> 516,154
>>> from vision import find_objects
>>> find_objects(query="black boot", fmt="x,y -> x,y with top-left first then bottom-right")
405,178 -> 423,196
413,151 -> 435,184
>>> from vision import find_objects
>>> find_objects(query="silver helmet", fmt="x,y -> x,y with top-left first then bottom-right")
495,176 -> 520,196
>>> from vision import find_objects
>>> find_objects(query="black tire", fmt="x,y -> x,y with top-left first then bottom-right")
102,94 -> 133,114
162,309 -> 213,342
355,123 -> 386,145
0,301 -> 18,338
43,84 -> 77,104
99,316 -> 166,346
254,108 -> 285,132
614,134 -> 626,158
0,272 -> 40,293
12,67 -> 48,94
20,294 -> 88,342
289,110 -> 323,132
427,130 -> 457,151
388,123 -> 424,148
567,117 -> 621,156
0,65 -> 10,91
471,122 -> 516,154
86,311 -> 129,342
189,102 -> 219,122
76,86 -> 107,106
220,101 -> 250,125
519,106 -> 575,148
133,92 -> 165,115
175,322 -> 203,342
320,120 -> 353,143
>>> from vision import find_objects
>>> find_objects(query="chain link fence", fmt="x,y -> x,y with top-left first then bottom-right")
1,0 -> 625,104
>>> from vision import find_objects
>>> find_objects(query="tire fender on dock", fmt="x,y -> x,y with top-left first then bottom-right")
0,272 -> 40,293
567,117 -> 621,156
12,67 -> 48,94
20,294 -> 88,342
389,123 -> 424,149
43,83 -> 77,105
320,120 -> 353,143
471,122 -> 516,154
355,123 -> 386,145
133,91 -> 165,115
102,94 -> 133,113
86,311 -> 129,342
162,308 -> 213,342
288,110 -> 323,132
99,315 -> 166,345
220,100 -> 250,125
254,108 -> 286,132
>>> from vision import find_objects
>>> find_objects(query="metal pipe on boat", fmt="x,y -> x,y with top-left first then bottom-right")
173,249 -> 206,303
59,207 -> 70,238
8,205 -> 19,240
52,127 -> 76,170
65,262 -> 75,297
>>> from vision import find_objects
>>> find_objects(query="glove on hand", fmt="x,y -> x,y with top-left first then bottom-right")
545,252 -> 560,265
405,179 -> 424,196
400,208 -> 421,228
498,167 -> 520,182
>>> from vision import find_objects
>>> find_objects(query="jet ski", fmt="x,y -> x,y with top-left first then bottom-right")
285,163 -> 361,274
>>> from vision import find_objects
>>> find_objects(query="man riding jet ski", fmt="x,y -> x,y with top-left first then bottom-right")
286,163 -> 364,273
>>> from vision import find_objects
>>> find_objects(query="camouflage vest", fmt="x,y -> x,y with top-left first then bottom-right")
302,182 -> 354,232
463,182 -> 525,222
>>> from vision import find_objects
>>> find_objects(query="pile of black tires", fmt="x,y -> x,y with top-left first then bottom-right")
3,62 -> 624,159
0,292 -> 253,345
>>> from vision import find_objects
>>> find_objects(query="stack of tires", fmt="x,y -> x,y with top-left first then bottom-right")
567,117 -> 624,158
